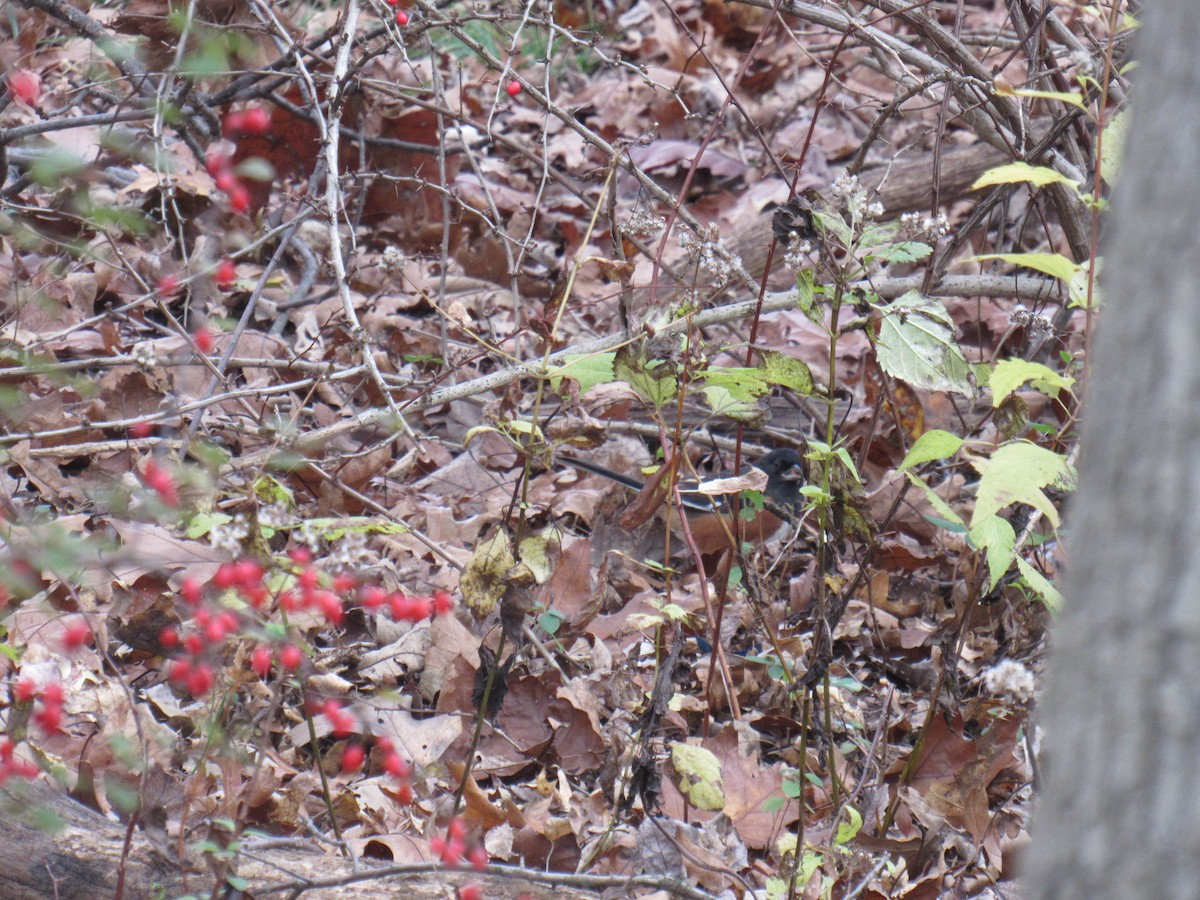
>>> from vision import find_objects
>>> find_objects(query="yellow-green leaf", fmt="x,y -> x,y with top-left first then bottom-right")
970,252 -> 1080,282
971,162 -> 1078,191
671,743 -> 725,811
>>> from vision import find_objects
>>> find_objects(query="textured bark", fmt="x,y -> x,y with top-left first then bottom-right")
1024,3 -> 1200,898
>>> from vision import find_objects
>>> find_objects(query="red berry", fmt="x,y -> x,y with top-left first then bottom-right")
382,751 -> 409,779
186,663 -> 215,697
359,585 -> 387,610
433,590 -> 454,616
459,883 -> 483,900
180,577 -> 203,605
396,10 -> 409,25
228,183 -> 251,214
251,645 -> 272,677
239,107 -> 271,134
395,781 -> 413,804
215,258 -> 236,289
468,846 -> 488,872
341,743 -> 365,772
63,621 -> 91,649
169,658 -> 192,685
157,274 -> 180,296
278,644 -> 303,671
506,80 -> 521,97
34,705 -> 62,733
183,632 -> 205,656
40,683 -> 64,708
213,563 -> 238,590
205,151 -> 231,177
194,327 -> 215,354
214,169 -> 238,192
13,679 -> 37,704
159,625 -> 179,648
289,546 -> 312,565
234,558 -> 264,590
447,817 -> 467,841
129,421 -> 154,439
8,70 -> 40,106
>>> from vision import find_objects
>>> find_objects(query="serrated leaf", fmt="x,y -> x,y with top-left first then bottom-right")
813,209 -> 852,246
702,385 -> 764,422
971,161 -> 1079,191
859,222 -> 901,248
795,269 -> 824,325
968,441 -> 1074,529
971,252 -> 1080,282
871,240 -> 933,264
614,350 -> 677,409
549,352 -> 615,393
969,514 -> 1016,591
989,359 -> 1074,405
761,350 -> 814,395
671,743 -> 725,811
898,429 -> 964,471
875,291 -> 973,395
701,366 -> 770,400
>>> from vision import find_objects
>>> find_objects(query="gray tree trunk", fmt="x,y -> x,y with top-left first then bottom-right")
1024,2 -> 1200,898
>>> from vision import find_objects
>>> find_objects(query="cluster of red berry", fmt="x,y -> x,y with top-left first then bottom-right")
205,106 -> 270,214
141,458 -> 181,507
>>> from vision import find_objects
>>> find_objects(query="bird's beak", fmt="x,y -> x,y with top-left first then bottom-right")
779,464 -> 804,482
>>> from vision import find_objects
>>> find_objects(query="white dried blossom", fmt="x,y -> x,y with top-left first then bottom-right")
1011,304 -> 1055,337
131,341 -> 158,371
866,201 -> 885,220
626,208 -> 665,236
982,658 -> 1036,704
331,530 -> 369,567
381,245 -> 406,274
783,239 -> 813,272
678,227 -> 741,284
257,502 -> 291,529
831,172 -> 860,198
210,513 -> 250,555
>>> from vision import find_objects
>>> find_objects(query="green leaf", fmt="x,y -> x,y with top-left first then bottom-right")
970,252 -> 1080,282
898,429 -> 964,471
614,348 -> 677,409
988,359 -> 1074,405
795,268 -> 824,325
813,210 -> 852,246
1100,109 -> 1129,184
835,805 -> 863,844
871,241 -> 933,264
671,743 -> 725,811
761,351 -> 814,395
905,472 -> 965,529
235,158 -> 276,183
859,222 -> 901,248
968,441 -> 1075,529
1017,556 -> 1063,612
549,352 -> 615,393
968,514 -> 1016,591
701,366 -> 770,399
971,161 -> 1080,191
994,81 -> 1086,110
30,149 -> 89,187
875,291 -> 974,395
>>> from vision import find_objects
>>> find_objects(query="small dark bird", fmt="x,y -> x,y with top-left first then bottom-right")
563,448 -> 805,556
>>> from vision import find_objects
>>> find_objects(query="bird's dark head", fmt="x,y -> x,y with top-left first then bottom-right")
756,448 -> 805,509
